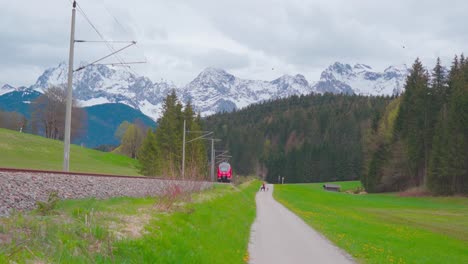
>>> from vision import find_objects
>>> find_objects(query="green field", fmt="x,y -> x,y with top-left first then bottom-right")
274,182 -> 468,264
0,181 -> 258,263
0,128 -> 139,175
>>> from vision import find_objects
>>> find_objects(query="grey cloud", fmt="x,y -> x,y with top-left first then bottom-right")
185,0 -> 466,68
191,49 -> 250,70
1,0 -> 466,87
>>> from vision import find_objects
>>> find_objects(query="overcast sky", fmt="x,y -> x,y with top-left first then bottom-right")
1,0 -> 466,87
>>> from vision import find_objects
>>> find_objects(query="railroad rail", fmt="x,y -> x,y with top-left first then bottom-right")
0,167 -> 162,180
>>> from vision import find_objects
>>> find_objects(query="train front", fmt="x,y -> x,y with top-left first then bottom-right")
217,162 -> 232,182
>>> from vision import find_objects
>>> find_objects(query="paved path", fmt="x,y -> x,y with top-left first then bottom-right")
248,184 -> 354,264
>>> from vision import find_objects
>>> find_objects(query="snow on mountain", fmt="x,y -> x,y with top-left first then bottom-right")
0,83 -> 16,96
29,62 -> 177,120
313,62 -> 408,96
181,68 -> 314,115
7,61 -> 409,120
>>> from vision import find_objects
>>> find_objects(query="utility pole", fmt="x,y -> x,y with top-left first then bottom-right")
210,138 -> 215,182
63,0 -> 76,172
182,119 -> 186,179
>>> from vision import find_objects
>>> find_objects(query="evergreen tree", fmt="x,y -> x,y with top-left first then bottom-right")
395,58 -> 430,186
137,91 -> 208,179
137,129 -> 159,176
154,90 -> 184,177
428,54 -> 468,194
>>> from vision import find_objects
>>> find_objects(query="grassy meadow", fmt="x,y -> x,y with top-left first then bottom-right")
0,181 -> 258,263
0,128 -> 139,175
274,182 -> 468,264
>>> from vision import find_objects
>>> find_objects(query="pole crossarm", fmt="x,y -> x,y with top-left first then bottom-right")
74,41 -> 137,72
186,132 -> 213,143
94,61 -> 147,66
187,130 -> 212,133
75,40 -> 137,43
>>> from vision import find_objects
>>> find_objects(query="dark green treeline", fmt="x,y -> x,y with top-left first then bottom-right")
203,94 -> 392,184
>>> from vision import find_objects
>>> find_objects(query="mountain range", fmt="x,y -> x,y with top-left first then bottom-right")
1,62 -> 408,121
0,62 -> 408,147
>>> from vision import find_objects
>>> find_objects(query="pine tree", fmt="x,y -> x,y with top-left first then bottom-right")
428,55 -> 468,194
137,129 -> 159,176
445,56 -> 468,193
154,90 -> 184,177
395,58 -> 430,186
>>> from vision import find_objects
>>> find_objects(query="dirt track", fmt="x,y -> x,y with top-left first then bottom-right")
248,184 -> 354,264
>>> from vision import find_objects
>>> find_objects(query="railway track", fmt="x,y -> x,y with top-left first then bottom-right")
0,167 -> 162,180
0,167 -> 213,217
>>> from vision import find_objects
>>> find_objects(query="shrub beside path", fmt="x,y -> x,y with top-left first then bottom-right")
248,184 -> 354,264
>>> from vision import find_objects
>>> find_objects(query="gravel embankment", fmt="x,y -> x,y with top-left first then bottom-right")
0,172 -> 211,217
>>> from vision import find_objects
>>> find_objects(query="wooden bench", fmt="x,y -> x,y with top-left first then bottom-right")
323,184 -> 341,192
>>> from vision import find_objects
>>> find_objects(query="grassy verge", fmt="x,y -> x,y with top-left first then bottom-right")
0,128 -> 139,175
0,181 -> 258,263
274,181 -> 468,264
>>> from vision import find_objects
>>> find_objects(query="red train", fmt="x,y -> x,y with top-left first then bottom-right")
217,162 -> 232,182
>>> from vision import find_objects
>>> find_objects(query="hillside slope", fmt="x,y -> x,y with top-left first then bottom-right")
0,89 -> 156,147
0,128 -> 140,175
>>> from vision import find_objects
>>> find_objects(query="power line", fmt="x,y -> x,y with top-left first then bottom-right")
64,0 -> 145,76
75,2 -> 127,66
97,0 -> 149,65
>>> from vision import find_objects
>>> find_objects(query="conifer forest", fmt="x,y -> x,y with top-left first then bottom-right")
203,56 -> 467,195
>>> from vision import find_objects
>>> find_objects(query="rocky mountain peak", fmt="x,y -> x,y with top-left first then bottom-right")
329,62 -> 354,75
314,62 -> 408,96
192,67 -> 236,86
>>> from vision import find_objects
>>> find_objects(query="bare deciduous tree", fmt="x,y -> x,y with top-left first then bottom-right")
31,86 -> 87,140
0,111 -> 27,131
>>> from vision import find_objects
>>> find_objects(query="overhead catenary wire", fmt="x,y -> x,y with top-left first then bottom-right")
66,0 -> 144,76
75,2 -> 128,66
88,0 -> 148,76
63,0 -> 150,79
97,0 -> 149,64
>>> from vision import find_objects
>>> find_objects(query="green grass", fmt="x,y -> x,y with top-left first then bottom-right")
0,181 -> 258,263
0,128 -> 140,175
274,181 -> 468,264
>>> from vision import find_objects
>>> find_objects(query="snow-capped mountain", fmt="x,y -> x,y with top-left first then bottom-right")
30,62 -> 177,119
10,61 -> 408,120
313,62 -> 408,95
0,83 -> 16,96
181,68 -> 314,116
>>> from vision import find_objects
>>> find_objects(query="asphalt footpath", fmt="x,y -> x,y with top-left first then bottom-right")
248,184 -> 355,264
